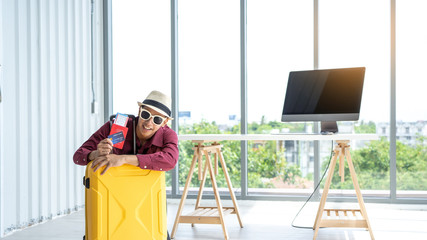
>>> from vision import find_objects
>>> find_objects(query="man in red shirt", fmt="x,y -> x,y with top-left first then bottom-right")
73,90 -> 178,175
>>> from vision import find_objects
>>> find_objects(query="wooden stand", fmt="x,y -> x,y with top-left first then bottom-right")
313,140 -> 375,240
171,140 -> 243,240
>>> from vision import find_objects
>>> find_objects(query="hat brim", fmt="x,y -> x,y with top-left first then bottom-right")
138,101 -> 174,120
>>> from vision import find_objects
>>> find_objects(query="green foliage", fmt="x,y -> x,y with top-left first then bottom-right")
178,119 -> 294,189
322,136 -> 427,190
354,120 -> 376,133
248,142 -> 283,179
283,164 -> 302,185
178,120 -> 241,188
177,119 -> 427,192
248,118 -> 306,134
179,119 -> 222,134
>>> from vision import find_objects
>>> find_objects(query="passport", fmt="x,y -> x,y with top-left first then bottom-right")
113,113 -> 128,127
108,113 -> 129,149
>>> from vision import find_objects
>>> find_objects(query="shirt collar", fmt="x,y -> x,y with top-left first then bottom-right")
150,126 -> 165,147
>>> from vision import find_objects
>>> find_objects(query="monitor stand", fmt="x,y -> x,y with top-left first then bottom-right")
321,121 -> 338,134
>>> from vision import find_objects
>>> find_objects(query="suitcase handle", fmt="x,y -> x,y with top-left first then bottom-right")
107,167 -> 152,177
83,177 -> 90,189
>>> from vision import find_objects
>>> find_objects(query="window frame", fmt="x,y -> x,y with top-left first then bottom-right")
105,0 -> 426,204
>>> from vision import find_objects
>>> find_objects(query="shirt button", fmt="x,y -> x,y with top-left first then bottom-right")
160,168 -> 163,171
144,166 -> 147,168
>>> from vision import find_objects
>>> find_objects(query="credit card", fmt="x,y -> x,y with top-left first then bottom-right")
108,131 -> 125,145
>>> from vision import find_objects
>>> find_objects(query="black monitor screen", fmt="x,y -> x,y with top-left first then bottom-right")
281,67 -> 365,122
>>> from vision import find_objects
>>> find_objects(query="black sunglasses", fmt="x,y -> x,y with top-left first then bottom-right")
139,109 -> 166,126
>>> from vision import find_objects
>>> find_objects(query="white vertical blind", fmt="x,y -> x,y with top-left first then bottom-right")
0,0 -> 104,236
0,0 -> 4,236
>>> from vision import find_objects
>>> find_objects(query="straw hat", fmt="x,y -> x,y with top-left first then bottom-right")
137,90 -> 173,120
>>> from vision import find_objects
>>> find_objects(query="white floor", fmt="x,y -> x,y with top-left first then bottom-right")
2,199 -> 427,240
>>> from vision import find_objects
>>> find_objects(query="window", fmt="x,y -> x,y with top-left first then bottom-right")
177,0 -> 241,192
112,0 -> 172,187
112,0 -> 171,115
396,1 -> 427,198
319,0 -> 390,196
247,0 -> 313,195
109,0 -> 427,202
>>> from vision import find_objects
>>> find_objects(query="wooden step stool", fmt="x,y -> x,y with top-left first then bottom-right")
313,140 -> 375,240
171,140 -> 243,240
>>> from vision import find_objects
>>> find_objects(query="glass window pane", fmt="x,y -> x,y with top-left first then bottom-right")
112,0 -> 171,115
178,0 -> 241,193
319,0 -> 390,197
112,0 -> 171,187
396,0 -> 427,198
247,0 -> 314,195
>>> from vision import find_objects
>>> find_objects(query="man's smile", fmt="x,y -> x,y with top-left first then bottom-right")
143,125 -> 153,130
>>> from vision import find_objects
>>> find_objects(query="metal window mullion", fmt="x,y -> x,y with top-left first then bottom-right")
170,0 -> 179,198
240,0 -> 248,199
313,0 -> 321,199
0,0 -> 3,235
390,0 -> 397,202
314,0 -> 319,70
103,0 -> 113,122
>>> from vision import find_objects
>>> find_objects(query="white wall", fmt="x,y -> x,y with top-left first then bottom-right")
0,0 -> 104,236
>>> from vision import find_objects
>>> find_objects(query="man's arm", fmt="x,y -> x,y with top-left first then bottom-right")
73,121 -> 110,166
91,153 -> 140,175
136,128 -> 179,171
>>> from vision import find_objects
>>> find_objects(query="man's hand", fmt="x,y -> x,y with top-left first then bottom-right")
97,138 -> 113,156
91,154 -> 125,175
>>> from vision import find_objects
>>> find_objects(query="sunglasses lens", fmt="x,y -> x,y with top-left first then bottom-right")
140,110 -> 150,120
153,116 -> 164,125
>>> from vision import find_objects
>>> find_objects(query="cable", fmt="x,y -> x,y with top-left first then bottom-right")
291,140 -> 334,229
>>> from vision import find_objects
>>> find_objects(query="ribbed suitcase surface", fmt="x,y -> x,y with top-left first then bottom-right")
84,162 -> 167,240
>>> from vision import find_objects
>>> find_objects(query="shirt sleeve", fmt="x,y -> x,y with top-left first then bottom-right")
136,128 -> 179,171
73,121 -> 110,166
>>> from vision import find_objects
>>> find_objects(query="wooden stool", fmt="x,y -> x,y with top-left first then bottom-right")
313,140 -> 375,240
171,140 -> 243,240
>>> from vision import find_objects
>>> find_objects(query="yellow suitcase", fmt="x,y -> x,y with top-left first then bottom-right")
83,162 -> 167,240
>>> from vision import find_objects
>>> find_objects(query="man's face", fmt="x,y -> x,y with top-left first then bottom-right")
137,106 -> 169,141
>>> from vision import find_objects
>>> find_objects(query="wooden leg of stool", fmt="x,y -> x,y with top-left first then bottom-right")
192,157 -> 209,227
195,156 -> 209,209
171,151 -> 198,238
313,147 -> 340,240
205,150 -> 229,240
218,149 -> 243,228
345,149 -> 375,240
198,144 -> 203,181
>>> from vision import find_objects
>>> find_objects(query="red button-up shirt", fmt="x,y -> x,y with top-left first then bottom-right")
73,117 -> 178,171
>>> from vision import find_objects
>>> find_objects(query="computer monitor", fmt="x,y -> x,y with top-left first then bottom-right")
281,67 -> 365,134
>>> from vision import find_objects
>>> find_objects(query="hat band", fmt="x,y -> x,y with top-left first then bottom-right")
142,99 -> 171,117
